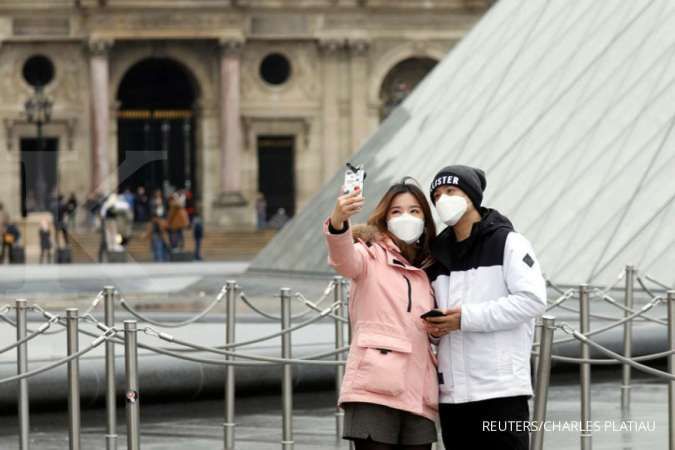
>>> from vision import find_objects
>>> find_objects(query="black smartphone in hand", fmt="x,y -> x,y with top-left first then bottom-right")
420,309 -> 446,320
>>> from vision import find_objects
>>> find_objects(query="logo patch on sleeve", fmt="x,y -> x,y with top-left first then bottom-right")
523,254 -> 535,268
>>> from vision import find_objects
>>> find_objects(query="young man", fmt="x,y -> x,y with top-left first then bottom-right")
424,165 -> 546,450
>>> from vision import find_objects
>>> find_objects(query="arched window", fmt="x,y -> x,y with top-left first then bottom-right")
379,57 -> 438,121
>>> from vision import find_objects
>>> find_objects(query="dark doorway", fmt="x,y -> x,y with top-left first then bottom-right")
20,138 -> 58,217
257,136 -> 295,219
117,58 -> 198,199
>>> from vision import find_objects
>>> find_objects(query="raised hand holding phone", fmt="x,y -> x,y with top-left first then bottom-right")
329,164 -> 366,231
330,188 -> 364,230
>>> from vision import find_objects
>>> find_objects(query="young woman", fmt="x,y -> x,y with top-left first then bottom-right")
324,179 -> 439,450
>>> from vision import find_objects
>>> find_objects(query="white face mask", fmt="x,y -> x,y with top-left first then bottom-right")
387,213 -> 425,244
435,194 -> 468,226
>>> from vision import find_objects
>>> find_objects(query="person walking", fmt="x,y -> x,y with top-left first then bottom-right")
66,193 -> 78,232
0,203 -> 9,263
54,194 -> 69,248
134,186 -> 150,224
2,219 -> 21,264
324,179 -> 439,450
145,213 -> 169,262
423,165 -> 547,450
39,219 -> 52,264
192,211 -> 204,261
167,194 -> 189,251
255,192 -> 267,229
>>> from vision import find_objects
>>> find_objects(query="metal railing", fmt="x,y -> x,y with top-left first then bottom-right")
531,266 -> 675,450
0,276 -> 350,450
1,266 -> 674,450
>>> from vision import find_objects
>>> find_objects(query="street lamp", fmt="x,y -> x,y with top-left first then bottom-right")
24,85 -> 53,146
24,86 -> 54,212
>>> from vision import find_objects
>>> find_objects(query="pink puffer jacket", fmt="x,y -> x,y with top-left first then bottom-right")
324,219 -> 439,421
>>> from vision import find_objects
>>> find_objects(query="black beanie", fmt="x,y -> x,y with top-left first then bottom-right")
429,165 -> 487,207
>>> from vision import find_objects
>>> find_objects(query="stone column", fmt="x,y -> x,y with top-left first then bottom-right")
319,39 -> 343,180
218,39 -> 244,198
349,39 -> 370,154
88,39 -> 113,195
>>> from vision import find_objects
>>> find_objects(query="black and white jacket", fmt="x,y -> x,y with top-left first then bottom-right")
427,208 -> 546,404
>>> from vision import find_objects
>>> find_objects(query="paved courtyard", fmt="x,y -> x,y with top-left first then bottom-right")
0,374 -> 671,450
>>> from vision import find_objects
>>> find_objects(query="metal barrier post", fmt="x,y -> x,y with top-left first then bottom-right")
16,299 -> 30,450
124,320 -> 140,450
333,276 -> 345,439
621,265 -> 634,410
532,318 -> 542,389
103,286 -> 118,450
531,315 -> 555,450
224,281 -> 237,450
281,287 -> 294,450
579,284 -> 592,450
667,291 -> 675,450
66,309 -> 81,450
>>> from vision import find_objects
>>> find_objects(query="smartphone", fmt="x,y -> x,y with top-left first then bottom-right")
420,309 -> 446,320
343,163 -> 365,195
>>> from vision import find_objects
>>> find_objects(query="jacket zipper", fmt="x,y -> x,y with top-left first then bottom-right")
402,275 -> 412,312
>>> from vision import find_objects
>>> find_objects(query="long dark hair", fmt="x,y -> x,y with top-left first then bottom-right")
367,178 -> 436,268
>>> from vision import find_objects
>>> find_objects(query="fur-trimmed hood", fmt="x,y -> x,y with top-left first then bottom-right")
351,223 -> 402,256
350,224 -> 383,244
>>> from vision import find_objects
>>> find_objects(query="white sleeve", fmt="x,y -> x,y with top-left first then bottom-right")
461,232 -> 547,332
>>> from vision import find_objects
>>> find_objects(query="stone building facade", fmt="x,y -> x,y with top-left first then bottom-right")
0,0 -> 489,229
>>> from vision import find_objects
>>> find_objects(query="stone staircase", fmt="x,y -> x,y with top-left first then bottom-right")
68,228 -> 277,263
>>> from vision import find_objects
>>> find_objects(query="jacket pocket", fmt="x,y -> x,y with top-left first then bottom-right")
353,332 -> 412,396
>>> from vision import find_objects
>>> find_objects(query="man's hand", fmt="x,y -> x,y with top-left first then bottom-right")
424,306 -> 462,337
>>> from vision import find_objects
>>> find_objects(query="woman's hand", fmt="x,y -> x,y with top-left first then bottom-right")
330,188 -> 365,230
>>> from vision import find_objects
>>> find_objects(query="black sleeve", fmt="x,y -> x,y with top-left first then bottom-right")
327,221 -> 349,235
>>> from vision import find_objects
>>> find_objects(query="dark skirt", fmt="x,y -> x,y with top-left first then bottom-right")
342,402 -> 437,446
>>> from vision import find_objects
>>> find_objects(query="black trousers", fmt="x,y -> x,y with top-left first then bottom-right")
439,395 -> 530,450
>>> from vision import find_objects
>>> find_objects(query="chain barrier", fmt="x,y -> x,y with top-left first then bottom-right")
238,280 -> 336,321
0,312 -> 61,354
0,327 -> 117,385
549,322 -> 675,381
643,274 -> 672,290
4,268 -> 671,450
117,286 -> 227,328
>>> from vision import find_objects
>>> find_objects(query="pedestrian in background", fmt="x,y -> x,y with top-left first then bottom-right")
134,186 -> 150,223
150,189 -> 165,218
66,193 -> 78,232
54,194 -> 69,248
145,213 -> 168,262
39,219 -> 52,264
167,193 -> 189,251
255,192 -> 267,229
2,218 -> 21,264
0,202 -> 8,263
192,211 -> 204,261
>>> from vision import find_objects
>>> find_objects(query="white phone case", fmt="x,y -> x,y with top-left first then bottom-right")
343,165 -> 365,195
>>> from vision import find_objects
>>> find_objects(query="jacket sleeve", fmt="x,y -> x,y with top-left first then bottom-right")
323,218 -> 369,280
461,232 -> 547,332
